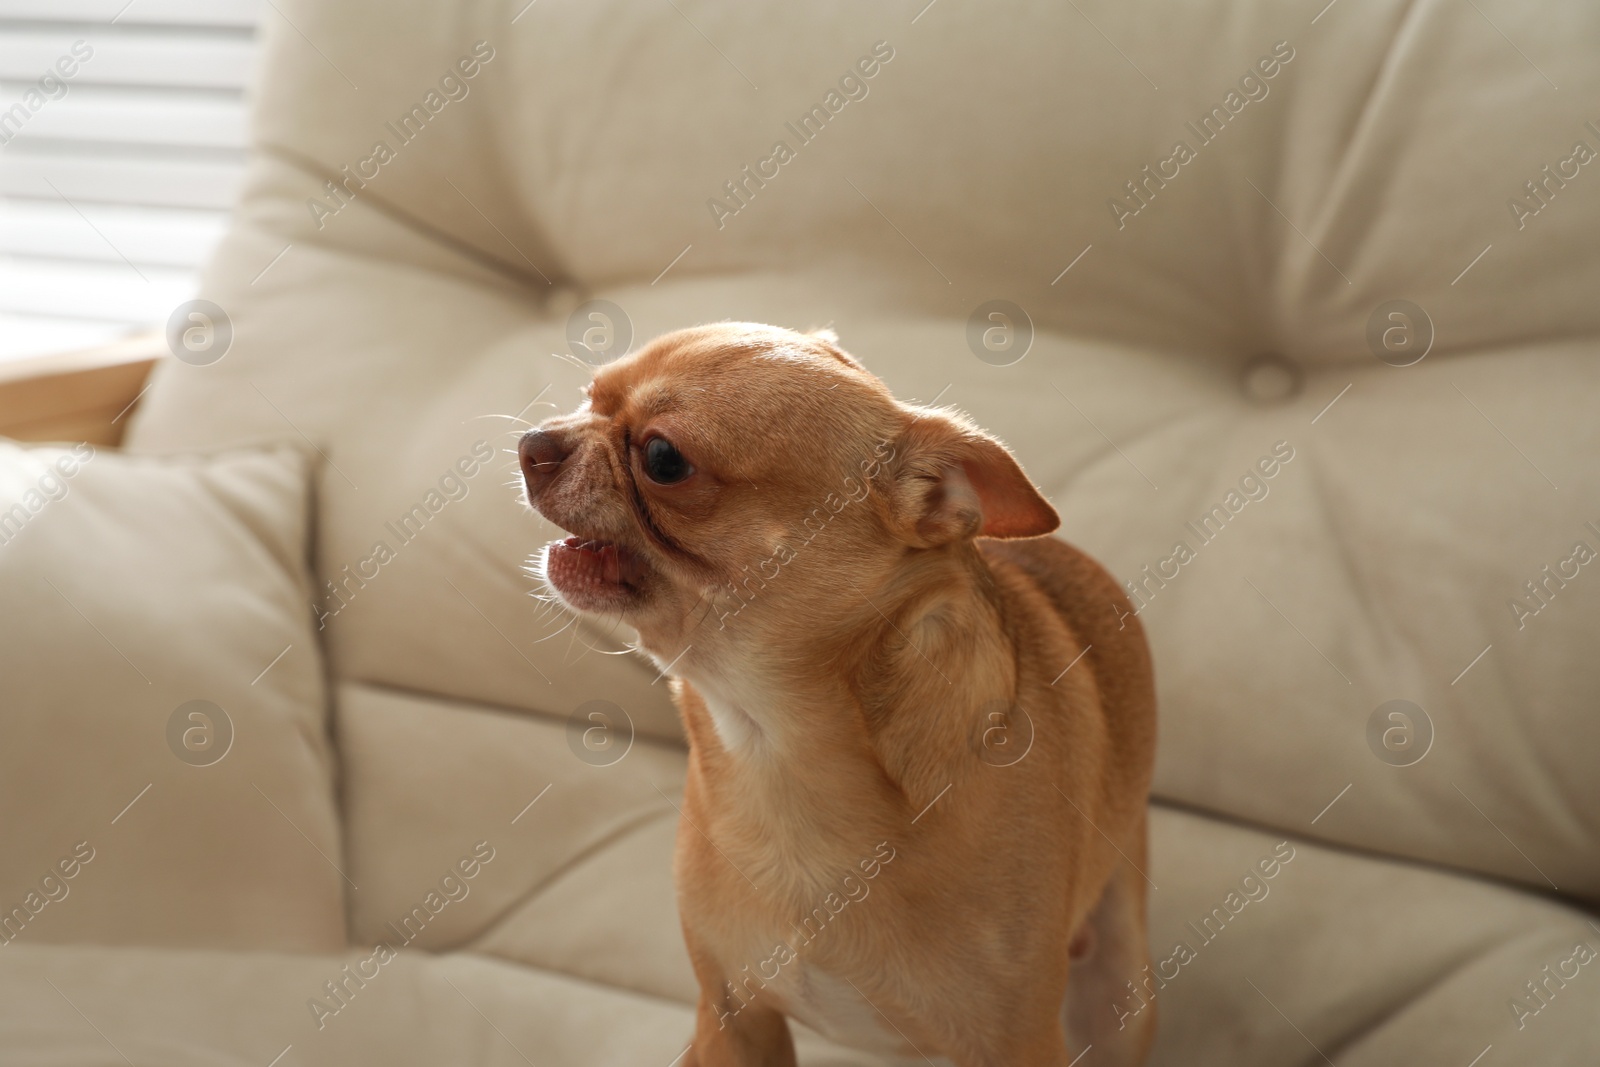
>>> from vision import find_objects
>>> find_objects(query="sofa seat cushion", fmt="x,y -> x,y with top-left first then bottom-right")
335,680 -> 690,1003
326,682 -> 1600,1063
0,944 -> 881,1067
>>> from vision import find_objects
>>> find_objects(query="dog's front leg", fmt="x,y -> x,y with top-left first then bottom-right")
682,996 -> 797,1067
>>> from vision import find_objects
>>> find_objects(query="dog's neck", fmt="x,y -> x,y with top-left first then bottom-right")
669,541 -> 1017,813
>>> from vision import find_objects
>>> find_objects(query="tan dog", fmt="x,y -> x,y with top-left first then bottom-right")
519,323 -> 1157,1066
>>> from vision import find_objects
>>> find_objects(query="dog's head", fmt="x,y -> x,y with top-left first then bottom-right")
518,322 -> 1057,669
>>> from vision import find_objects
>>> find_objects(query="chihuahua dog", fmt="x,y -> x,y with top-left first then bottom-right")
519,323 -> 1156,1066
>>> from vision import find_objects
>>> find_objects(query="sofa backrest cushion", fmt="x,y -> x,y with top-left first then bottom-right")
127,0 -> 1600,906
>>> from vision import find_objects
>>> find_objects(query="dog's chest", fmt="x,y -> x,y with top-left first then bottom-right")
764,964 -> 955,1065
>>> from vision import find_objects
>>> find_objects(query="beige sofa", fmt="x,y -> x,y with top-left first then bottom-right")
4,0 -> 1599,1063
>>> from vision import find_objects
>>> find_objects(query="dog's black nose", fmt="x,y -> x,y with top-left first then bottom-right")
518,429 -> 569,497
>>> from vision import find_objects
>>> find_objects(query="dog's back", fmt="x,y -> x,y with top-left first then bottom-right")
981,535 -> 1160,1062
980,535 -> 1157,796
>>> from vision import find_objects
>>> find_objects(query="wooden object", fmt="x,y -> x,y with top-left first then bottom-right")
0,334 -> 165,446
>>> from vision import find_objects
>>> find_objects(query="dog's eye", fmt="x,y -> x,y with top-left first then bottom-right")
642,436 -> 693,485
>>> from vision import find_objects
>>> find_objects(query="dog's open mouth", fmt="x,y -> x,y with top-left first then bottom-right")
545,535 -> 649,607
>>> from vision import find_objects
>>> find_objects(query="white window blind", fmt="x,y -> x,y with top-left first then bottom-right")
0,0 -> 261,361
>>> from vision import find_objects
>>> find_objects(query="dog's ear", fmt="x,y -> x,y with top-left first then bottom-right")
806,325 -> 867,371
885,408 -> 1059,546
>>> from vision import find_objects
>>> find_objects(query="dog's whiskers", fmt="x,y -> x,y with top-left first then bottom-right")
548,349 -> 596,374
474,412 -> 550,429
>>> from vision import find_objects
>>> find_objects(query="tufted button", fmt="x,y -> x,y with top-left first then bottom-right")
1239,354 -> 1303,404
